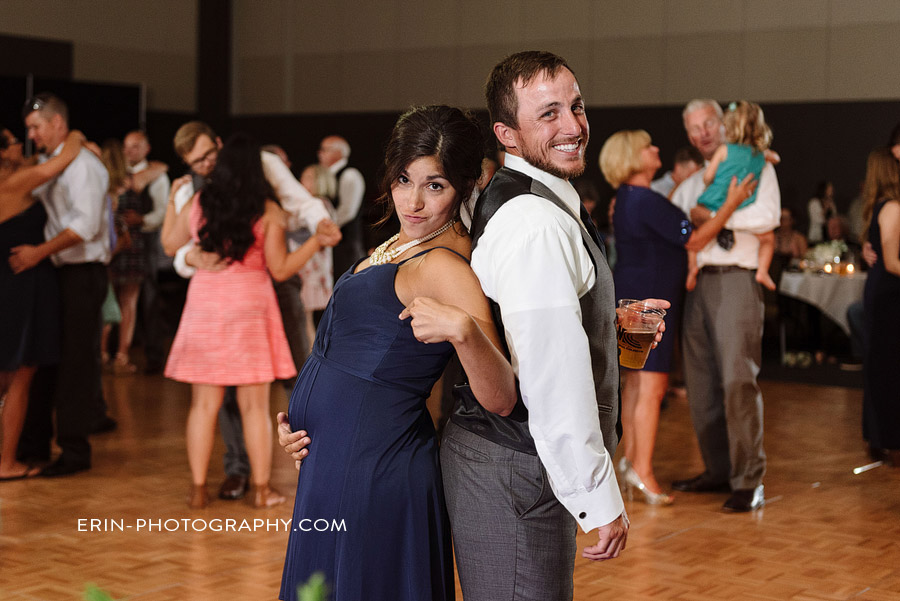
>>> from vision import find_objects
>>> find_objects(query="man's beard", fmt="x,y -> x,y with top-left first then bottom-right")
520,145 -> 587,180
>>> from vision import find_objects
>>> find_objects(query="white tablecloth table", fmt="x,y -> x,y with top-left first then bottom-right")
778,271 -> 867,335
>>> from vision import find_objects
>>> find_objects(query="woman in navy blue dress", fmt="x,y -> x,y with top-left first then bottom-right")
860,148 -> 900,463
279,106 -> 516,601
599,130 -> 752,504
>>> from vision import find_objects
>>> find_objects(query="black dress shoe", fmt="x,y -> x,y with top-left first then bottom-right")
218,474 -> 250,500
723,485 -> 764,512
671,473 -> 730,493
40,458 -> 91,478
92,415 -> 118,434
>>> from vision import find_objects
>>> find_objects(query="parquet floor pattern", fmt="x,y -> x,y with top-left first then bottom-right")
1,374 -> 898,600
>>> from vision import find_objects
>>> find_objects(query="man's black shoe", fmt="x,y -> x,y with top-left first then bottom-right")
39,458 -> 91,478
671,472 -> 730,493
722,485 -> 765,512
218,474 -> 250,500
92,415 -> 118,434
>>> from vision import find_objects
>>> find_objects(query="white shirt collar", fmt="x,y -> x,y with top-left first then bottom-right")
128,159 -> 149,174
328,157 -> 348,174
503,153 -> 582,215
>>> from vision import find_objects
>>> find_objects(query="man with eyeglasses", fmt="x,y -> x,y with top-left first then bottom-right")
165,121 -> 340,501
670,99 -> 781,512
12,93 -> 111,477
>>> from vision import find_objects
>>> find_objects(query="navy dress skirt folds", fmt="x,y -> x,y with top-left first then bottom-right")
613,185 -> 691,372
862,200 -> 900,449
0,203 -> 60,371
280,247 -> 459,601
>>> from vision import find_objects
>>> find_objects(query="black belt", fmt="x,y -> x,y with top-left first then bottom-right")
700,265 -> 753,274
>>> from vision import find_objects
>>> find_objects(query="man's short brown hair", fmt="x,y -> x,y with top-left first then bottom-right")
173,121 -> 217,159
23,92 -> 68,124
485,51 -> 574,130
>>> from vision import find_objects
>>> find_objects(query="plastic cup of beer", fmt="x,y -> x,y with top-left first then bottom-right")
616,299 -> 666,369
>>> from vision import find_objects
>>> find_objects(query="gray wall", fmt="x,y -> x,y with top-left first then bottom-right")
0,0 -> 197,111
232,0 -> 900,114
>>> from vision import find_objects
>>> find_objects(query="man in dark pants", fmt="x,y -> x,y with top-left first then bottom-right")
13,93 -> 111,477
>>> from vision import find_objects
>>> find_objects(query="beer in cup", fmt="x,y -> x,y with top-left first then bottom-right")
616,299 -> 666,369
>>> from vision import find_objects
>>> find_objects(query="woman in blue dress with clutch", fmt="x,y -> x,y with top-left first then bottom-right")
599,129 -> 753,504
279,106 -> 516,601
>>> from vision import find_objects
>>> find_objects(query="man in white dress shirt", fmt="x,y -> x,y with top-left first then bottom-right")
670,99 -> 780,512
317,135 -> 365,277
438,50 -> 639,601
13,93 -> 111,477
122,130 -> 170,373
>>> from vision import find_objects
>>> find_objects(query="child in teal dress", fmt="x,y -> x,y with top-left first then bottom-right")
688,100 -> 780,291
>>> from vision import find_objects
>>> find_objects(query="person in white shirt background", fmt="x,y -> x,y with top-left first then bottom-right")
317,135 -> 365,277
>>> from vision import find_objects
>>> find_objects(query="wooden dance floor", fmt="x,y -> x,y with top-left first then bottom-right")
2,373 -> 898,600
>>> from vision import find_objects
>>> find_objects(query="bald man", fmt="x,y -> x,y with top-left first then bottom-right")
317,135 -> 365,277
123,130 -> 170,373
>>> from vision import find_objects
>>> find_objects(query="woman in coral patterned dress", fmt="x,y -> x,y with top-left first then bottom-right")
162,133 -> 325,509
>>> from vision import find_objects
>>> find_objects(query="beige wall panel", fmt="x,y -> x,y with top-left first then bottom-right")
588,37 -> 666,106
235,55 -> 287,115
340,51 -> 400,112
394,47 -> 460,108
233,0 -> 293,57
341,0 -> 402,52
743,28 -> 829,101
74,43 -> 195,112
829,0 -> 900,25
394,0 -> 461,49
663,0 -> 745,35
663,33 -> 744,103
290,53 -> 344,113
455,44 -> 527,110
521,0 -> 592,41
828,24 -> 900,99
592,0 -> 667,39
0,0 -> 196,53
455,0 -> 524,46
743,0 -> 830,30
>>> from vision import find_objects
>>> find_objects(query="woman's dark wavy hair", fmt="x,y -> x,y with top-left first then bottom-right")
198,133 -> 275,263
378,105 -> 484,224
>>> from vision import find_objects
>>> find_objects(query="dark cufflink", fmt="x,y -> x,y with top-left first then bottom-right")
579,512 -> 587,519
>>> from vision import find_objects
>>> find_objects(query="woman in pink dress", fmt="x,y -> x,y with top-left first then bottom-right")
162,133 -> 325,509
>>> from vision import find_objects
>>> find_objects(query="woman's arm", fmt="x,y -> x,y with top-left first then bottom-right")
263,200 -> 322,281
160,175 -> 195,256
684,174 -> 757,251
878,200 -> 900,277
399,250 -> 517,416
1,130 -> 84,195
131,160 -> 168,192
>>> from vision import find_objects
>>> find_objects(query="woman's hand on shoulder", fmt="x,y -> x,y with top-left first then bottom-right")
400,297 -> 472,345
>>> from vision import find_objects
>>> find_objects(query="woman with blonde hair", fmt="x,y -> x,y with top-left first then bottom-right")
599,129 -> 755,503
860,147 -> 900,465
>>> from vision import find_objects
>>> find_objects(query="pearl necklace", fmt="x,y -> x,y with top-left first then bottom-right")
369,219 -> 457,265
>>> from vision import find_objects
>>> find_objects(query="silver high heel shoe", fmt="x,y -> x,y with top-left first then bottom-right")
617,456 -> 631,476
623,465 -> 674,505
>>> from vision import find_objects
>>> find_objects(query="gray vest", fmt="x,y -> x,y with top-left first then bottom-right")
450,167 -> 621,457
